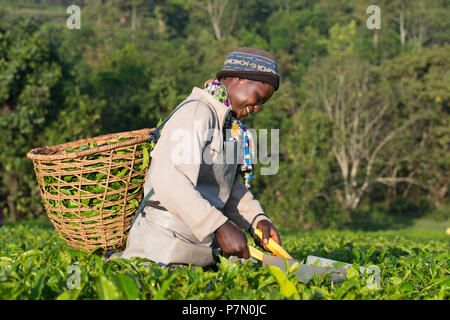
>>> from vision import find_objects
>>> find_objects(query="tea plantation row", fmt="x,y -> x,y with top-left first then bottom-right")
0,220 -> 448,300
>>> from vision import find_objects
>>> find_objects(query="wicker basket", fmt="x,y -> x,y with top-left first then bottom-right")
26,128 -> 154,253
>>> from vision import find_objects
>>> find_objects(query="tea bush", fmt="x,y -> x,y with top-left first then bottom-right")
0,220 -> 448,300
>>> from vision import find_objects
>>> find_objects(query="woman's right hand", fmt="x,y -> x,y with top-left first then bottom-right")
215,220 -> 250,259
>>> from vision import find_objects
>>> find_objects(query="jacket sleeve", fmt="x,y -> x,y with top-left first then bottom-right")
148,101 -> 228,242
222,171 -> 271,232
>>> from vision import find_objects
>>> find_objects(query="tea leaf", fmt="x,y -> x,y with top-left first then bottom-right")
115,275 -> 139,300
267,266 -> 300,300
31,267 -> 48,300
56,288 -> 82,300
95,276 -> 122,300
141,146 -> 149,171
346,266 -> 359,280
154,274 -> 176,300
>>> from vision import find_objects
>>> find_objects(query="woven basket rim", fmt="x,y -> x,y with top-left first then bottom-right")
27,128 -> 154,161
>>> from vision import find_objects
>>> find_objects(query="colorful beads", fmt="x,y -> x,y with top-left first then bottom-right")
205,79 -> 256,188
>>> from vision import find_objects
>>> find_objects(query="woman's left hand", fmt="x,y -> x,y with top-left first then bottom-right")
253,220 -> 281,253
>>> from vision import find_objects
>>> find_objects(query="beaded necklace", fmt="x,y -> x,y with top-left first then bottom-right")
204,79 -> 256,188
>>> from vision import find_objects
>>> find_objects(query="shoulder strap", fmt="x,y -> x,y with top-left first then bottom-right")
130,187 -> 154,226
147,99 -> 199,144
131,99 -> 200,228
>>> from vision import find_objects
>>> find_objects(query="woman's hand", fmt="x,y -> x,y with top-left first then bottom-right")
215,220 -> 250,259
253,220 -> 281,253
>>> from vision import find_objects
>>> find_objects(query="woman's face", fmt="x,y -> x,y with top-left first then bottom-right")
224,78 -> 275,119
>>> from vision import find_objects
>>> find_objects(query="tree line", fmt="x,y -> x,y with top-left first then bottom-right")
0,0 -> 448,229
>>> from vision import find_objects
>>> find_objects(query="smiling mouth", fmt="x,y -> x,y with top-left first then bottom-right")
239,106 -> 254,119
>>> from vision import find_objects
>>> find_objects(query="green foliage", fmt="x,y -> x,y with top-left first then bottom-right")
0,0 -> 448,228
0,18 -> 103,221
268,265 -> 300,299
0,220 -> 448,300
257,106 -> 338,230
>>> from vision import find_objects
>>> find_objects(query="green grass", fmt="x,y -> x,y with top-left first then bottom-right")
403,218 -> 450,232
0,218 -> 448,300
341,209 -> 450,232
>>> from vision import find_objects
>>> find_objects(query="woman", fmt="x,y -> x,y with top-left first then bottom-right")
113,47 -> 282,267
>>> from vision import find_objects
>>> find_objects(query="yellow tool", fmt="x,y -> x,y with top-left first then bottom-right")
249,229 -> 294,261
247,229 -> 377,285
248,245 -> 264,261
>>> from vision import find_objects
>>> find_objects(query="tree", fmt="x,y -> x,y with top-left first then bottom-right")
0,19 -> 61,220
196,0 -> 239,40
377,45 -> 449,209
0,19 -> 102,221
302,22 -> 423,209
257,106 -> 338,230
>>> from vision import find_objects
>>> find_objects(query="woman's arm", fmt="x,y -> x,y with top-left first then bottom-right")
149,101 -> 228,242
222,171 -> 272,232
223,173 -> 282,251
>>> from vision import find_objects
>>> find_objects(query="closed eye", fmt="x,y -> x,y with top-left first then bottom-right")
260,97 -> 269,105
257,93 -> 271,105
256,95 -> 263,104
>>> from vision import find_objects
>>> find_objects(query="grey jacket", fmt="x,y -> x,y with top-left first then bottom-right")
114,87 -> 270,267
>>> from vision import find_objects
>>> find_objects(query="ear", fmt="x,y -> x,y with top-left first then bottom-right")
234,78 -> 249,88
226,77 -> 245,90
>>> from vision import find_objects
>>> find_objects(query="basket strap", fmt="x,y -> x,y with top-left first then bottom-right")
133,98 -> 217,228
131,187 -> 155,227
148,99 -> 200,144
133,99 -> 201,227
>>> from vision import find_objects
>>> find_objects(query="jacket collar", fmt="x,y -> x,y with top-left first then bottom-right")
188,87 -> 232,130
